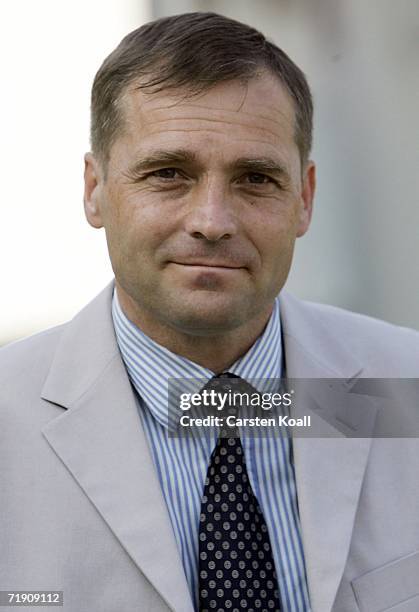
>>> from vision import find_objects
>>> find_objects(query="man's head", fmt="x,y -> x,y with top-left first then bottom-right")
84,13 -> 316,351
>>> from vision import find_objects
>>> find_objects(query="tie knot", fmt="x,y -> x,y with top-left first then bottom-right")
200,374 -> 259,438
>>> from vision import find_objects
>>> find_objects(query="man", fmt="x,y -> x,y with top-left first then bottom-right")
1,12 -> 419,612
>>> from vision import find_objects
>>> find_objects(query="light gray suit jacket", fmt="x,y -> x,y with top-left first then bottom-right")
1,281 -> 419,612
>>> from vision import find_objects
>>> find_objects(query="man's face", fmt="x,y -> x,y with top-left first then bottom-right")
84,72 -> 315,337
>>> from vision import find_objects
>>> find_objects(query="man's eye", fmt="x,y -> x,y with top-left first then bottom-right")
245,173 -> 271,184
151,168 -> 179,179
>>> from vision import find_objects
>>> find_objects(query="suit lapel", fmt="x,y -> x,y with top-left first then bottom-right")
41,281 -> 194,612
279,291 -> 373,612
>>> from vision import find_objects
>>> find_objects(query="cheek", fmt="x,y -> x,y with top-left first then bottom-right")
105,190 -> 167,252
250,209 -> 299,262
126,189 -> 176,234
261,234 -> 295,272
110,207 -> 182,297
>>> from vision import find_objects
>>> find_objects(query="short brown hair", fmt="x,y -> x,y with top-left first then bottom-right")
90,12 -> 313,168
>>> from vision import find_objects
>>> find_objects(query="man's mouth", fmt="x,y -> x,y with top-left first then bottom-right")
170,261 -> 245,270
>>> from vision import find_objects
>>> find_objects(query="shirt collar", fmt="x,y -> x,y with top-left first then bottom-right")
112,288 -> 283,430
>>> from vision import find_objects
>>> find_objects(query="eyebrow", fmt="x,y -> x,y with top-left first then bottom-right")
232,157 -> 290,180
127,149 -> 198,176
126,149 -> 290,180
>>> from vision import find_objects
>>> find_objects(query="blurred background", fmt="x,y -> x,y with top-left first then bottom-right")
1,0 -> 418,346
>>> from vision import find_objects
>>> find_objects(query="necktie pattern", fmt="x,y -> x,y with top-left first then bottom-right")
198,377 -> 281,611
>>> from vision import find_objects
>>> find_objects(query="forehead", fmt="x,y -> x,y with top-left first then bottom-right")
114,72 -> 298,164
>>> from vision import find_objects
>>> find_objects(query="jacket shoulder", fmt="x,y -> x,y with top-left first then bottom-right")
296,297 -> 419,370
0,324 -> 66,403
305,299 -> 419,340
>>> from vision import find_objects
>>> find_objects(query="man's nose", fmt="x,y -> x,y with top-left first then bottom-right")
184,181 -> 238,242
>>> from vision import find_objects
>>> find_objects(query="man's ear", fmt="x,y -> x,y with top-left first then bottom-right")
296,160 -> 316,238
84,152 -> 105,229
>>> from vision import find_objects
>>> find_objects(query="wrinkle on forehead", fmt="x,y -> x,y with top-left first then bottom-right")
121,72 -> 296,136
136,77 -> 251,113
136,120 -> 293,147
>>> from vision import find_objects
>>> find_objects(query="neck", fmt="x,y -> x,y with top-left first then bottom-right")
115,285 -> 273,373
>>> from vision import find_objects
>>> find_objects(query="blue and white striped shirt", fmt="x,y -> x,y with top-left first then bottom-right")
112,288 -> 311,612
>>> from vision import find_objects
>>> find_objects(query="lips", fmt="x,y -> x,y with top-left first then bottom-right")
163,246 -> 252,270
172,261 -> 244,269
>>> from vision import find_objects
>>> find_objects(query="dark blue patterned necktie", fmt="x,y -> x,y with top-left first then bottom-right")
198,374 -> 281,612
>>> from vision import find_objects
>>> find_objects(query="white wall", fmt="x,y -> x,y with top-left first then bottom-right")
0,0 -> 152,345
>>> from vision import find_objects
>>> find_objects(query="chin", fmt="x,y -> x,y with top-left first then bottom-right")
165,298 -> 247,336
